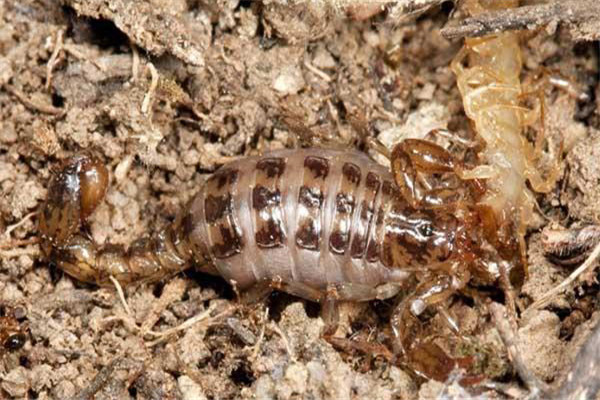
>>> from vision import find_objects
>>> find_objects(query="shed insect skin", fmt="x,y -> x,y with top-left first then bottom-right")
39,144 -> 511,381
451,0 -> 561,269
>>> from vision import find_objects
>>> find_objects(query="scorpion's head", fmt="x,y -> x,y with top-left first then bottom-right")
397,203 -> 524,286
382,204 -> 479,272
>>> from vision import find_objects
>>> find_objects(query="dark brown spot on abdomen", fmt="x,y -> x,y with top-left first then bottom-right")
256,157 -> 286,178
204,194 -> 233,223
296,156 -> 329,251
298,186 -> 323,208
342,162 -> 361,185
252,158 -> 287,249
204,169 -> 244,259
252,186 -> 280,210
329,162 -> 360,255
305,156 -> 329,179
213,224 -> 243,258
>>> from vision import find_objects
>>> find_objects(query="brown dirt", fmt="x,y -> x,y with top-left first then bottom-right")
0,1 -> 599,399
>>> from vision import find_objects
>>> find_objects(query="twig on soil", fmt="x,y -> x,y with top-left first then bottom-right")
141,62 -> 159,115
251,307 -> 269,361
72,357 -> 122,400
353,0 -> 445,22
2,211 -> 37,240
146,303 -> 233,347
131,42 -> 140,82
304,60 -> 332,82
145,302 -> 218,338
45,30 -> 106,90
139,278 -> 186,335
441,0 -> 600,40
63,44 -> 106,72
227,317 -> 257,345
34,289 -> 110,311
102,284 -> 230,346
109,275 -> 132,316
326,98 -> 343,137
3,84 -> 65,116
45,29 -> 64,90
489,302 -> 550,398
527,239 -> 600,313
498,261 -> 518,331
269,320 -> 295,361
0,215 -> 38,257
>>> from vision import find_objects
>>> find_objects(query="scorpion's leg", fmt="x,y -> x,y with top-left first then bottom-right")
391,272 -> 467,341
321,283 -> 397,361
390,268 -> 470,380
321,282 -> 404,334
322,291 -> 340,337
286,107 -> 384,151
391,138 -> 470,208
330,282 -> 404,302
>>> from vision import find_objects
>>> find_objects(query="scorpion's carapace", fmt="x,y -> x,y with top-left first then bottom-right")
39,144 -> 514,381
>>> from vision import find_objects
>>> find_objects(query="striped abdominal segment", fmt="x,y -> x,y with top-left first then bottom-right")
193,148 -> 405,292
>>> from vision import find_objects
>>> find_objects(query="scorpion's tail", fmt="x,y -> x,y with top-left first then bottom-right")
39,153 -> 193,286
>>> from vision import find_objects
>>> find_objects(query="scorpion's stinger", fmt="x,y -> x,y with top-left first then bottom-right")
39,154 -> 107,249
39,153 -> 193,286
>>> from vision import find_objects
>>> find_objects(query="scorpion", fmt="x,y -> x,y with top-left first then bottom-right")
35,0 -> 557,383
39,138 -> 516,380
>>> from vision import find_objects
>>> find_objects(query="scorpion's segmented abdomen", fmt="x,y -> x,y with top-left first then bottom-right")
184,148 -> 408,290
